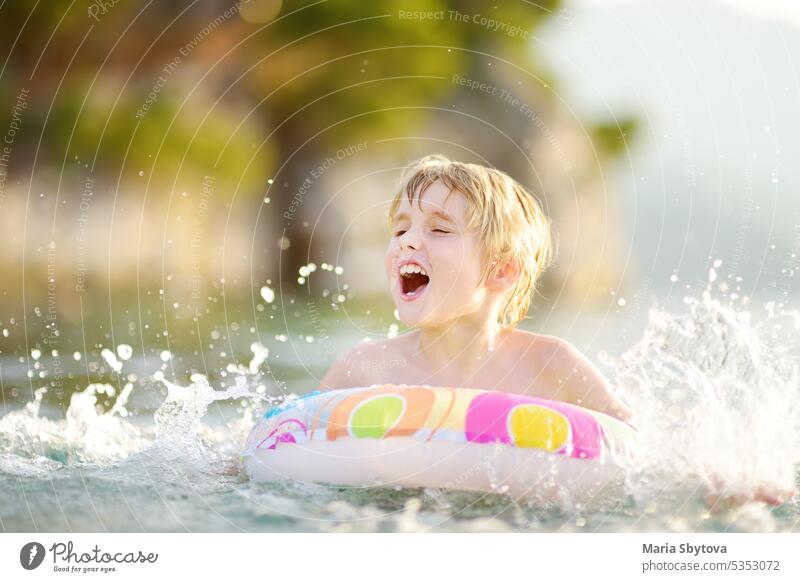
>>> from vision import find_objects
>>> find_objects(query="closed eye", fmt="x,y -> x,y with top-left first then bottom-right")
394,229 -> 407,236
432,228 -> 450,234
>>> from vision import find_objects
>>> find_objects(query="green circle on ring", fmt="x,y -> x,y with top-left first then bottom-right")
350,395 -> 405,439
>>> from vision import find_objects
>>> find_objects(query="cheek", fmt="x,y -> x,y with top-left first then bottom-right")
435,239 -> 481,287
384,242 -> 397,279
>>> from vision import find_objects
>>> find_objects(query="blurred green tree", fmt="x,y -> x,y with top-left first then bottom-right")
1,0 -> 635,294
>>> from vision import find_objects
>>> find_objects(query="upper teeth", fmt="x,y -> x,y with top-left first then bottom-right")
400,263 -> 427,276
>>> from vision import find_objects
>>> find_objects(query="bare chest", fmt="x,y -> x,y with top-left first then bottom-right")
355,352 -> 563,400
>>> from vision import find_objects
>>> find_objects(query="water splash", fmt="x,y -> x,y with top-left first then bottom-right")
602,283 -> 800,511
152,371 -> 253,451
0,360 -> 268,478
0,385 -> 144,465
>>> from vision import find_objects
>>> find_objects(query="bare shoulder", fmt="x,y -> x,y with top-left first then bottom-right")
502,328 -> 570,362
512,331 -> 633,421
508,331 -> 595,380
318,333 -> 415,390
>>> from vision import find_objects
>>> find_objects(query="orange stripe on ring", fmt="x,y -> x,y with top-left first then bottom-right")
425,387 -> 456,442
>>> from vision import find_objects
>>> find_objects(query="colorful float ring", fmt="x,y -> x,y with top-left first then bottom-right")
243,385 -> 636,501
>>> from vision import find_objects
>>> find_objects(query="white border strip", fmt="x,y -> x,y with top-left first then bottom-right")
1,533 -> 799,581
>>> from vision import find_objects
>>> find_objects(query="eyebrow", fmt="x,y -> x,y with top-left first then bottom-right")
392,212 -> 410,223
391,210 -> 455,224
429,210 -> 455,223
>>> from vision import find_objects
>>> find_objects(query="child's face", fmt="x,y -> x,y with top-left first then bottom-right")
386,180 -> 488,328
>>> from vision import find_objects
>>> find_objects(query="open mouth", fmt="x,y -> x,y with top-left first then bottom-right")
399,263 -> 430,298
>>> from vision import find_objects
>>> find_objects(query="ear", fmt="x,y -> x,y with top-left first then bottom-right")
487,258 -> 521,292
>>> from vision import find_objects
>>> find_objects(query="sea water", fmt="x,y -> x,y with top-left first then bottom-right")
1,279 -> 798,532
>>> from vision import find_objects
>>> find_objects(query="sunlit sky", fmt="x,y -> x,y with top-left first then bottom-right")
573,0 -> 800,28
538,0 -> 800,297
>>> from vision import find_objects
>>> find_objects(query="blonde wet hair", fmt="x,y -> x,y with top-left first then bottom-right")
389,154 -> 555,327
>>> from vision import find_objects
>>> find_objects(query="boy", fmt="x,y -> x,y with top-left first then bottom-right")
320,154 -> 632,423
320,154 -> 796,507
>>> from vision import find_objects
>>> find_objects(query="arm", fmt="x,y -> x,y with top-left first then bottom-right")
546,338 -> 633,422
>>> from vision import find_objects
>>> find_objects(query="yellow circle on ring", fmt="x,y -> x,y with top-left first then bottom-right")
509,405 -> 570,452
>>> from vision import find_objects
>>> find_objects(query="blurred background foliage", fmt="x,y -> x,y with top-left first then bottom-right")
0,0 -> 637,401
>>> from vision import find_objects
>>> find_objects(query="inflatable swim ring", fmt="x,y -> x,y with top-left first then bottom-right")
243,385 -> 636,501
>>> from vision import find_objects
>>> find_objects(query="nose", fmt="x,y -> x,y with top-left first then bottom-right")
398,228 -> 421,250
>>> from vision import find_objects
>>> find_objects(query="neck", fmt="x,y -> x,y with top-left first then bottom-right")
414,310 -> 505,375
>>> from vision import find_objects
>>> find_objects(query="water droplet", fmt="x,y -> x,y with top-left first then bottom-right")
260,285 -> 275,303
249,342 -> 269,374
101,348 -> 123,373
116,344 -> 133,360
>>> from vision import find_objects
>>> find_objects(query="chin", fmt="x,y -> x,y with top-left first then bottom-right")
393,302 -> 431,328
394,305 -> 421,327
399,308 -> 450,330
